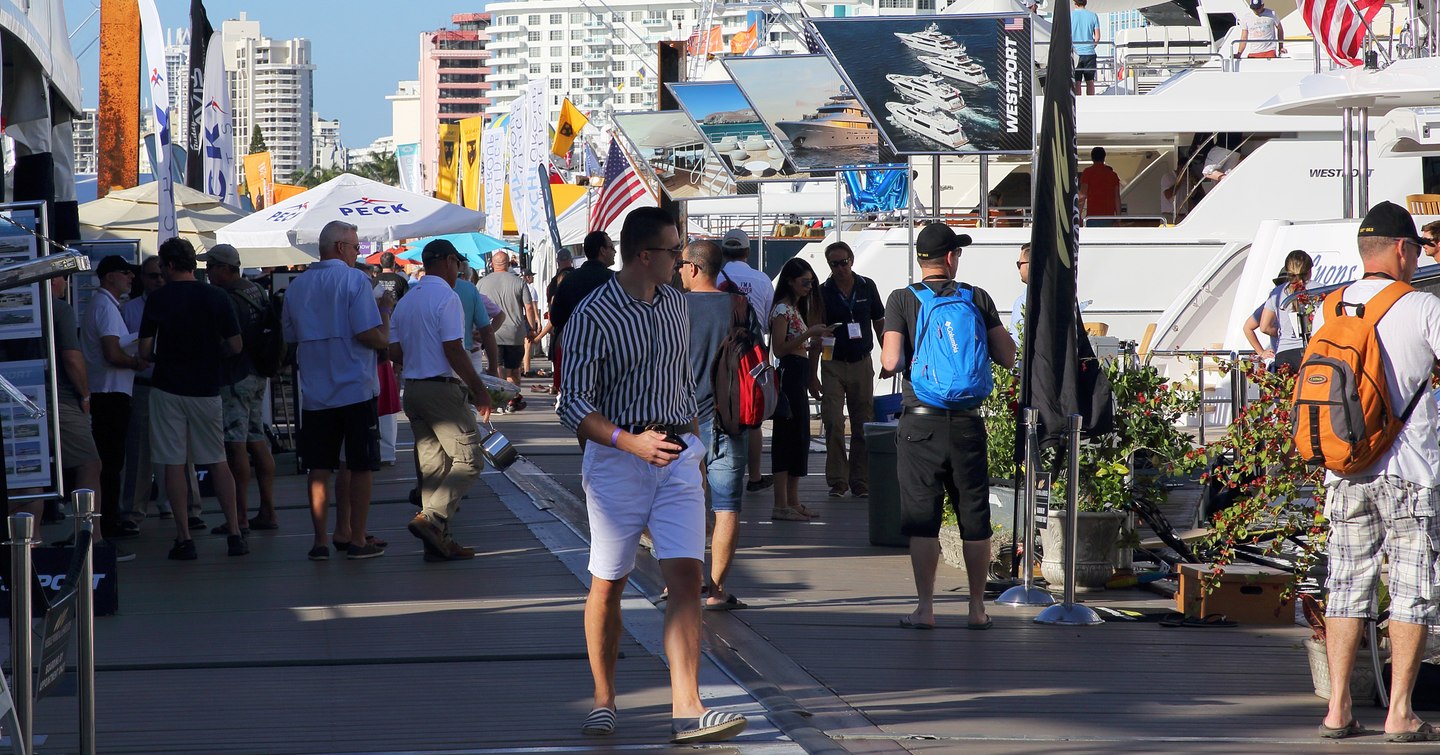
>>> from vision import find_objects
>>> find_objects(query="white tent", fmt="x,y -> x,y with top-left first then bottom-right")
215,173 -> 486,254
79,182 -> 312,266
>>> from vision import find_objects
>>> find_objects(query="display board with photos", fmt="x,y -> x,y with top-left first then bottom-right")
809,14 -> 1035,155
0,202 -> 62,498
67,239 -> 142,317
667,81 -> 830,183
611,111 -> 754,201
721,55 -> 902,173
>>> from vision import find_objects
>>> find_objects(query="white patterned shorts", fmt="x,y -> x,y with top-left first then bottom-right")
1324,476 -> 1440,626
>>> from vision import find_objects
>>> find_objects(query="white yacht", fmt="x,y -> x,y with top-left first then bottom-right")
885,101 -> 969,150
887,73 -> 967,111
918,54 -> 989,86
774,93 -> 879,149
894,23 -> 966,57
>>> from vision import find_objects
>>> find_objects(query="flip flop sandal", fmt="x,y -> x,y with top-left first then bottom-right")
1159,613 -> 1237,628
671,710 -> 747,744
704,594 -> 749,611
1387,723 -> 1440,743
770,508 -> 809,521
898,616 -> 935,630
580,707 -> 616,736
1318,720 -> 1367,739
967,617 -> 994,631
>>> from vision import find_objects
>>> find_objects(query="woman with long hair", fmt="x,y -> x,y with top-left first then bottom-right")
768,258 -> 834,521
1258,249 -> 1314,374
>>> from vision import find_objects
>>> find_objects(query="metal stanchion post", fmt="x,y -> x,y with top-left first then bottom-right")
8,513 -> 34,753
997,409 -> 1055,607
74,489 -> 96,755
1035,415 -> 1104,626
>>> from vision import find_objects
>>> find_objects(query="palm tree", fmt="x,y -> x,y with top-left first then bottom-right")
292,166 -> 344,188
353,151 -> 400,186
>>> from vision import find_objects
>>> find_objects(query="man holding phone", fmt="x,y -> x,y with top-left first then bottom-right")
818,242 -> 887,498
558,207 -> 747,744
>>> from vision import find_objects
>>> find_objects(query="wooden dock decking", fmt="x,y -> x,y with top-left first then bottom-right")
9,370 -> 1421,753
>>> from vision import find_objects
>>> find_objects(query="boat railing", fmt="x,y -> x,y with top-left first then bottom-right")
1142,348 -> 1260,445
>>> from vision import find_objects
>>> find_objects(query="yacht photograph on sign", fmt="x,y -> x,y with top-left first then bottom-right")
810,14 -> 1035,155
722,55 -> 901,172
667,81 -> 824,182
611,111 -> 749,201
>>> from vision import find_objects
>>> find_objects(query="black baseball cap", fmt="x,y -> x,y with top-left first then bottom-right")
1357,201 -> 1423,245
915,223 -> 972,260
95,255 -> 138,277
421,238 -> 462,265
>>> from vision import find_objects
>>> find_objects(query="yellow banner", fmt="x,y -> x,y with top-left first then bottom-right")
436,123 -> 460,203
242,151 -> 273,209
459,116 -> 484,210
551,98 -> 589,158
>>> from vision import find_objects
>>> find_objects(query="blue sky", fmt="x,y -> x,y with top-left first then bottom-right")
63,0 -> 485,147
669,82 -> 752,121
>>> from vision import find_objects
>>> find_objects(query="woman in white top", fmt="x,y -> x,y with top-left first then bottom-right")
1258,250 -> 1314,374
768,258 -> 834,521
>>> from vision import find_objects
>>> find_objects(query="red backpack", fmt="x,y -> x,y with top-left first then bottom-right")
712,293 -> 778,436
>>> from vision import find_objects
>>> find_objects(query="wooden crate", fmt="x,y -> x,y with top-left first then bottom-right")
1176,562 -> 1296,626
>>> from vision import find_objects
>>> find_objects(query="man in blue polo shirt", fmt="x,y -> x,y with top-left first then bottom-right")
1072,0 -> 1101,96
282,220 -> 392,561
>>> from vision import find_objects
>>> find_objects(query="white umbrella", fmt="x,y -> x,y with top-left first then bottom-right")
78,182 -> 313,266
215,173 -> 485,254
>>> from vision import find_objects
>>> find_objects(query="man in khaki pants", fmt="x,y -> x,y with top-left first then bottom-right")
818,242 -> 886,498
389,239 -> 494,561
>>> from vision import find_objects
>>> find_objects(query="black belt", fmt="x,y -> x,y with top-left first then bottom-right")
624,423 -> 691,437
407,376 -> 463,386
903,405 -> 979,418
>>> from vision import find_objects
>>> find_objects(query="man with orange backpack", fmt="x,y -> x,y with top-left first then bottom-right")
1296,202 -> 1440,743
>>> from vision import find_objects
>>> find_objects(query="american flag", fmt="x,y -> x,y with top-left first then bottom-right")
802,22 -> 824,55
1301,0 -> 1384,66
591,139 -> 647,232
1004,16 -> 1025,31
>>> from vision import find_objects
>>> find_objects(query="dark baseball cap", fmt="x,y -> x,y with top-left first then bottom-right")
1357,201 -> 1423,245
95,255 -> 138,277
915,223 -> 972,260
422,238 -> 462,265
197,243 -> 242,268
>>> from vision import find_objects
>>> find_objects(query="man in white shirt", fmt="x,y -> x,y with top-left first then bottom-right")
1316,202 -> 1440,743
1009,243 -> 1029,343
718,228 -> 776,491
389,239 -> 494,562
81,256 -> 147,541
1236,0 -> 1284,59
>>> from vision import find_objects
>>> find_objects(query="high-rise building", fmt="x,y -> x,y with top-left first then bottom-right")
388,79 -> 422,148
74,108 -> 98,175
164,29 -> 192,151
418,13 -> 491,194
223,12 -> 315,185
313,115 -> 345,171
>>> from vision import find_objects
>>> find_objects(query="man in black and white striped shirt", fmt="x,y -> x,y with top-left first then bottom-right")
558,207 -> 747,744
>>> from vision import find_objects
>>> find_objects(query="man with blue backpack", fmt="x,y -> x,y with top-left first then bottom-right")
880,223 -> 1016,631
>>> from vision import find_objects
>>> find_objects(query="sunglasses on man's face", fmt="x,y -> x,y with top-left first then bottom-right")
827,258 -> 851,268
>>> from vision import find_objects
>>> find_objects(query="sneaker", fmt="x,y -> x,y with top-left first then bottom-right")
168,539 -> 198,561
407,512 -> 447,554
227,535 -> 249,556
745,476 -> 774,492
307,546 -> 330,561
509,395 -> 527,412
346,543 -> 386,560
850,484 -> 870,498
424,537 -> 475,561
188,516 -> 207,531
828,485 -> 847,498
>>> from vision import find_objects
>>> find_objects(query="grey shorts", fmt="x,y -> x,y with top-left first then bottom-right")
149,389 -> 225,466
56,393 -> 99,469
1325,476 -> 1440,626
222,375 -> 267,444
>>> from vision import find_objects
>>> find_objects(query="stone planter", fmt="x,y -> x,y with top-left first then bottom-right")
1305,637 -> 1383,702
939,526 -> 1015,576
1039,510 -> 1124,592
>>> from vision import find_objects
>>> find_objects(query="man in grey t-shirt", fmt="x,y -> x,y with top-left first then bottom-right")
476,251 -> 536,398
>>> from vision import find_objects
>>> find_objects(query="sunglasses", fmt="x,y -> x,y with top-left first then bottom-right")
1016,260 -> 1030,269
827,258 -> 851,268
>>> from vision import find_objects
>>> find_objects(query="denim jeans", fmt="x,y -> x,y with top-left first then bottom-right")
700,416 -> 747,513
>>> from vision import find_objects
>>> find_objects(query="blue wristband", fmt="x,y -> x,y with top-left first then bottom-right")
610,427 -> 623,447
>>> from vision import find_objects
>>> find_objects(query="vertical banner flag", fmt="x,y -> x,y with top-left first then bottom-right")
242,151 -> 273,210
436,123 -> 460,203
539,164 -> 565,259
200,31 -> 237,207
459,116 -> 484,210
138,0 -> 177,244
395,143 -> 421,193
481,123 -> 507,235
186,0 -> 213,190
506,98 -> 530,242
1021,0 -> 1113,451
522,81 -> 551,245
551,98 -> 588,159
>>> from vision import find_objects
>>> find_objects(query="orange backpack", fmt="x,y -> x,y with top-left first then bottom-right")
1292,281 -> 1428,475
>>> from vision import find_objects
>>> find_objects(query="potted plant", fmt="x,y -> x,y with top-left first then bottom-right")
1041,358 -> 1203,591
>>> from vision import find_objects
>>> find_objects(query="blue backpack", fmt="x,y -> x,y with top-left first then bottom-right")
909,282 -> 993,410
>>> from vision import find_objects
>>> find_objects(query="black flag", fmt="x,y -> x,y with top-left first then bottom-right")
1020,0 -> 1113,451
186,0 -> 214,190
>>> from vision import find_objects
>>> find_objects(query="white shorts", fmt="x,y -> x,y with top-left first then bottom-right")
582,434 -> 705,580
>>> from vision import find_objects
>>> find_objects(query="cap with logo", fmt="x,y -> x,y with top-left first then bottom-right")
95,255 -> 139,278
915,223 -> 972,260
196,243 -> 242,268
1248,0 -> 1264,7
422,238 -> 463,265
721,228 -> 750,251
1357,200 -> 1423,245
